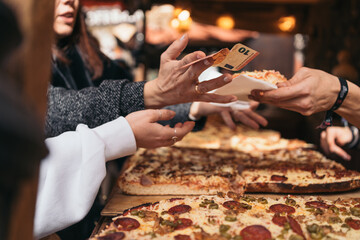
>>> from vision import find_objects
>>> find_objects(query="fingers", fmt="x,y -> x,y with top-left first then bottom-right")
160,34 -> 188,64
150,109 -> 176,122
321,130 -> 351,161
233,111 -> 260,129
162,121 -> 195,146
242,109 -> 268,127
180,51 -> 207,66
182,54 -> 214,79
320,131 -> 330,155
220,111 -> 236,130
174,121 -> 195,140
196,73 -> 232,93
249,101 -> 260,110
197,92 -> 237,104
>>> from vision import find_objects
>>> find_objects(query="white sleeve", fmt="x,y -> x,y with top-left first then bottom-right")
34,117 -> 136,239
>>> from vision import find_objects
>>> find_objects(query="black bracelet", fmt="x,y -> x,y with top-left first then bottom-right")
318,77 -> 348,129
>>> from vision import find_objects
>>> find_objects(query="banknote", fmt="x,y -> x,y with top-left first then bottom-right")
180,43 -> 259,71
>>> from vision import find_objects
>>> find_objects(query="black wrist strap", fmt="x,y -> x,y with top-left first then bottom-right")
318,77 -> 348,129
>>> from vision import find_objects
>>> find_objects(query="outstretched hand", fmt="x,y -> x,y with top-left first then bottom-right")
190,101 -> 267,130
249,67 -> 339,116
320,126 -> 352,161
125,109 -> 195,148
144,34 -> 237,108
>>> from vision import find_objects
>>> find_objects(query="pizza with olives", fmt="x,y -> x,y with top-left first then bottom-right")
92,192 -> 360,240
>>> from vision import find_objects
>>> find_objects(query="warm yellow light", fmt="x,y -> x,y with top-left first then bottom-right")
178,10 -> 190,21
170,18 -> 180,29
216,15 -> 235,30
173,7 -> 182,17
278,16 -> 296,32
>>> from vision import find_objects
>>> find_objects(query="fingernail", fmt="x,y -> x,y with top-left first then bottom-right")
231,96 -> 238,102
180,34 -> 187,41
224,77 -> 231,83
204,59 -> 210,65
197,54 -> 203,59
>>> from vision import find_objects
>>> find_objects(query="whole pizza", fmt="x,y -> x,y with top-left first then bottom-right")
118,147 -> 360,195
92,192 -> 360,240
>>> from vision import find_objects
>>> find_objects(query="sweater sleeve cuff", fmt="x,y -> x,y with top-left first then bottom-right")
92,117 -> 137,161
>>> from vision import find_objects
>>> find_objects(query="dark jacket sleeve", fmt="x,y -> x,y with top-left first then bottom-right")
161,103 -> 207,132
45,80 -> 145,137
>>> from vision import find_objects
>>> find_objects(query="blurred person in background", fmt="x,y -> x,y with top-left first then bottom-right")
320,126 -> 359,161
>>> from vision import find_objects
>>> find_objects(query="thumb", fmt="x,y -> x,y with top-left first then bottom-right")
150,109 -> 176,122
161,34 -> 188,63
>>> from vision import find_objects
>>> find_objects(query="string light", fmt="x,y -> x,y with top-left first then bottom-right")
278,16 -> 296,32
216,15 -> 235,30
170,7 -> 192,32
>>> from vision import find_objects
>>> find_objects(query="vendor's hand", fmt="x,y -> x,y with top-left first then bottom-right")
320,126 -> 352,160
190,101 -> 267,130
144,34 -> 237,108
125,109 -> 195,148
249,67 -> 339,116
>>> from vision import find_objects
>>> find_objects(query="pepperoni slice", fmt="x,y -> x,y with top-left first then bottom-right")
174,218 -> 193,230
174,234 -> 191,240
305,201 -> 329,209
287,216 -> 305,239
272,214 -> 287,226
346,218 -> 360,230
114,217 -> 140,231
170,198 -> 185,202
168,204 -> 192,215
270,175 -> 288,182
269,204 -> 295,214
98,232 -> 125,240
240,225 -> 272,240
223,200 -> 241,210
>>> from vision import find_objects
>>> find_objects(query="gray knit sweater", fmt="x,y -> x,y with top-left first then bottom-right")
46,80 -> 204,137
46,46 -> 205,137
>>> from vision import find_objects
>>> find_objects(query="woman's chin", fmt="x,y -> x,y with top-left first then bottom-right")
54,25 -> 73,38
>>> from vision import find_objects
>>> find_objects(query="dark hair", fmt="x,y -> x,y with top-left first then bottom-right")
54,5 -> 103,80
0,2 -> 22,64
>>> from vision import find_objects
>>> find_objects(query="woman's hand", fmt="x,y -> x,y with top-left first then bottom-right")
144,34 -> 237,108
190,101 -> 267,130
125,109 -> 195,148
249,67 -> 339,116
320,126 -> 352,160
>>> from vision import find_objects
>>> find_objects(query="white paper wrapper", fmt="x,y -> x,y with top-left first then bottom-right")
214,74 -> 278,102
211,100 -> 251,110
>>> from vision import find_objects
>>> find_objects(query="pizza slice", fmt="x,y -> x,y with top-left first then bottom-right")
118,147 -> 246,196
235,69 -> 288,85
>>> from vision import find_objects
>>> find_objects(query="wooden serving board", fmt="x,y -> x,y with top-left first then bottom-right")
101,187 -> 360,217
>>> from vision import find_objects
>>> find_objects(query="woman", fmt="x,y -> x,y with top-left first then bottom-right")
48,0 -> 267,137
34,109 -> 195,239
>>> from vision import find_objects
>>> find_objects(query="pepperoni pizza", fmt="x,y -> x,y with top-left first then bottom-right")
118,147 -> 360,195
92,192 -> 360,240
